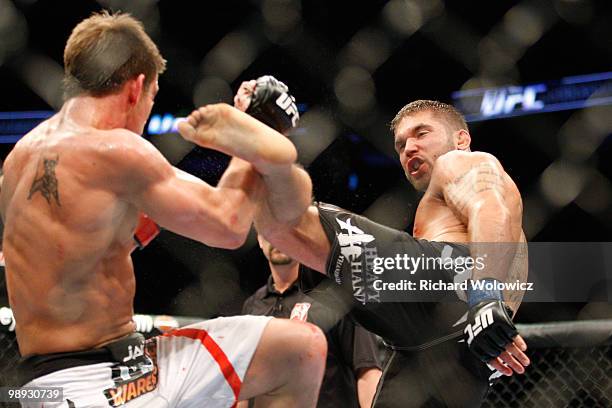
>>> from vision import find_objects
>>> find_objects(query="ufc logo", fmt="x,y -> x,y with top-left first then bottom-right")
464,305 -> 494,345
276,93 -> 299,126
480,84 -> 545,117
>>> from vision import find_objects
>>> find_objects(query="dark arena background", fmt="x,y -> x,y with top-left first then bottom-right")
0,0 -> 611,406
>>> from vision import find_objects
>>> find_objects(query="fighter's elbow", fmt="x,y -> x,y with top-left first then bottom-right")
219,196 -> 253,248
226,216 -> 252,248
207,216 -> 249,249
187,203 -> 249,250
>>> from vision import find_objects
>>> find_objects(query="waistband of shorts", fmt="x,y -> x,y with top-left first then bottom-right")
17,332 -> 143,386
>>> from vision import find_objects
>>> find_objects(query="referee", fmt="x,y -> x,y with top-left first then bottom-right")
239,235 -> 383,408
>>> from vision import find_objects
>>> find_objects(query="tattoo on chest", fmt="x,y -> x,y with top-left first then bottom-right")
28,154 -> 61,206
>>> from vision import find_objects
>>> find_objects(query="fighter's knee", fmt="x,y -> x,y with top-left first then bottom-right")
266,319 -> 327,364
304,322 -> 327,356
291,321 -> 327,367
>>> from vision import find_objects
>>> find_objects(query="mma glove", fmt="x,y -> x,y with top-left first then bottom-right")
464,278 -> 519,363
245,75 -> 299,135
464,300 -> 518,362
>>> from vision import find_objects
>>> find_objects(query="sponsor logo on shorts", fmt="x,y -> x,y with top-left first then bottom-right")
122,344 -> 144,363
335,216 -> 380,304
103,339 -> 159,406
336,217 -> 375,260
331,254 -> 345,285
290,302 -> 312,322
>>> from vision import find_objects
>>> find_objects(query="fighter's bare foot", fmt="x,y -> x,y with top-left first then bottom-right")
177,107 -> 217,146
178,103 -> 296,168
178,104 -> 260,160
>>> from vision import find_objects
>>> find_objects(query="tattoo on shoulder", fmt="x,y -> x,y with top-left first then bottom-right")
452,163 -> 503,192
28,154 -> 61,207
472,162 -> 503,193
446,162 -> 504,214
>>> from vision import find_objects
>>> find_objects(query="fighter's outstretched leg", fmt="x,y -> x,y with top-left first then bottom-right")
179,103 -> 311,223
177,104 -> 297,169
238,318 -> 327,407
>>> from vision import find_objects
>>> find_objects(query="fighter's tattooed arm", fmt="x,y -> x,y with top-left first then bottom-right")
435,151 -> 526,312
443,161 -> 505,219
28,154 -> 61,207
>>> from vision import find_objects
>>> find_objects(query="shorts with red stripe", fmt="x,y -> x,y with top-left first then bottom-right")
20,315 -> 273,408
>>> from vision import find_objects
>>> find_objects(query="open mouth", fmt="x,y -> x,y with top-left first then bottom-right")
407,157 -> 424,175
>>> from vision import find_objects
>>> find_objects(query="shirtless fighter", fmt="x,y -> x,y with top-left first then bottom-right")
180,94 -> 530,406
0,12 -> 326,407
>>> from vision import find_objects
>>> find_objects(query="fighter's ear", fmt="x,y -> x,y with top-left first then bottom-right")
455,129 -> 471,151
127,74 -> 145,106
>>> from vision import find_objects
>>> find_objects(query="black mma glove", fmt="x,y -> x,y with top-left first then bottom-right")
464,278 -> 519,363
246,75 -> 299,135
464,300 -> 518,363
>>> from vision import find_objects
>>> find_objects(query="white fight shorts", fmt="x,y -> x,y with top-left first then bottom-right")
21,315 -> 272,408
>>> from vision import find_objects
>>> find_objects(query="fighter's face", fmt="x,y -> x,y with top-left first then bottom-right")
394,110 -> 456,191
258,236 -> 294,266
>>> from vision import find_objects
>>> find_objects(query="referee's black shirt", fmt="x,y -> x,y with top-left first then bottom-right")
242,268 -> 382,408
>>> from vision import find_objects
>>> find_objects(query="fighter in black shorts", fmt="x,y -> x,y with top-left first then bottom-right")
304,203 -> 523,407
181,84 -> 530,405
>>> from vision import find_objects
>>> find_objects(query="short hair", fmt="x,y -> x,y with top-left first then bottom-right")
63,11 -> 166,99
390,100 -> 468,134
